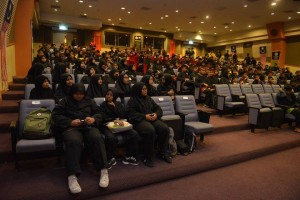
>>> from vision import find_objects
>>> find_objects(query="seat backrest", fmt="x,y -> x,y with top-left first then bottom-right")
108,84 -> 115,89
241,84 -> 253,95
229,84 -> 242,96
136,75 -> 143,82
175,95 -> 198,122
93,97 -> 105,106
18,99 -> 55,138
215,84 -> 232,102
42,74 -> 52,84
153,83 -> 158,89
248,79 -> 254,84
151,96 -> 175,116
271,93 -> 279,105
258,93 -> 275,107
262,84 -> 273,93
271,84 -> 281,93
123,97 -> 130,107
251,84 -> 264,94
77,74 -> 87,83
24,84 -> 35,100
245,94 -> 262,109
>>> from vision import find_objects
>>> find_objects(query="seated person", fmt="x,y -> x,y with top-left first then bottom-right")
107,68 -> 119,84
29,75 -> 55,100
157,73 -> 176,100
141,75 -> 158,96
99,89 -> 141,167
277,85 -> 300,133
52,83 -> 109,194
54,73 -> 74,101
115,72 -> 132,101
80,66 -> 96,84
127,82 -> 173,167
86,74 -> 108,98
177,64 -> 194,92
26,63 -> 45,84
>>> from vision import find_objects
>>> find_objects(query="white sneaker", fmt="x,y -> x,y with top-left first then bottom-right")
68,175 -> 82,194
99,169 -> 109,188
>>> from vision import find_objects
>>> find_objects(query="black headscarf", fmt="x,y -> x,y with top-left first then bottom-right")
131,82 -> 145,98
141,75 -> 157,96
86,74 -> 108,98
116,72 -> 131,98
107,88 -> 119,102
26,63 -> 45,84
53,62 -> 68,84
70,83 -> 86,97
29,75 -> 54,100
55,73 -> 73,99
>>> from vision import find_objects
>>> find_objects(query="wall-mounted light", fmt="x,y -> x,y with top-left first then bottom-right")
59,25 -> 68,30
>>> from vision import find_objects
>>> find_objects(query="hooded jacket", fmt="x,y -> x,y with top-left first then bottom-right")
29,75 -> 55,100
86,74 -> 108,98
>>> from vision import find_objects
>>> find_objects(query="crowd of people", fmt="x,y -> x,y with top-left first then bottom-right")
26,43 -> 300,193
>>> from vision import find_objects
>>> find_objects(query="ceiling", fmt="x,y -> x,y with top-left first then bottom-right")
39,0 -> 300,36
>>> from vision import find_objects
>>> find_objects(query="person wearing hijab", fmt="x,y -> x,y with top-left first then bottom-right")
54,73 -> 74,101
163,63 -> 176,76
157,73 -> 176,99
107,68 -> 119,84
29,75 -> 55,100
126,64 -> 137,83
53,62 -> 69,85
52,83 -> 109,194
126,82 -> 172,167
115,72 -> 132,101
80,66 -> 96,84
74,59 -> 86,78
99,89 -> 140,167
141,75 -> 158,96
86,74 -> 108,98
26,63 -> 45,84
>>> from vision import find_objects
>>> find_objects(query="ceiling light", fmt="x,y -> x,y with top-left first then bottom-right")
271,2 -> 276,6
201,21 -> 204,24
165,15 -> 169,17
54,8 -> 58,12
214,33 -> 217,35
108,19 -> 111,21
231,22 -> 235,24
164,30 -> 167,32
83,13 -> 87,16
176,26 -> 178,29
198,30 -> 202,33
175,10 -> 179,13
140,27 -> 142,29
112,23 -> 115,26
188,41 -> 194,44
225,26 -> 228,28
89,5 -> 92,8
248,25 -> 251,28
213,26 -> 216,29
189,22 -> 192,24
59,25 -> 68,30
55,0 -> 59,2
297,11 -> 300,14
149,22 -> 152,25
230,30 -> 232,32
79,0 -> 83,3
121,7 -> 125,10
288,17 -> 292,20
206,15 -> 209,19
244,5 -> 248,8
127,11 -> 131,14
271,12 -> 275,15
161,17 -> 164,19
178,29 -> 181,31
119,18 -> 122,20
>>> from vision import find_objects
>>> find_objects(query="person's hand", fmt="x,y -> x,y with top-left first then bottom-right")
146,113 -> 157,121
85,117 -> 95,125
168,90 -> 174,96
114,120 -> 124,126
71,119 -> 82,127
107,101 -> 115,107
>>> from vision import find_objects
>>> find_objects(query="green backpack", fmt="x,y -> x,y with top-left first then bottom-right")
23,107 -> 52,140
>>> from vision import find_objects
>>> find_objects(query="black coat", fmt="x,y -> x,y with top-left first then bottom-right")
99,101 -> 126,123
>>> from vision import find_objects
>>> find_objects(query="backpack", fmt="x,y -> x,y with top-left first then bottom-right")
176,140 -> 189,156
23,107 -> 53,140
184,130 -> 197,153
168,128 -> 177,157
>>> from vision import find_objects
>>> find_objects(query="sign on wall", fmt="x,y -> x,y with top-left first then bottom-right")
272,51 -> 280,60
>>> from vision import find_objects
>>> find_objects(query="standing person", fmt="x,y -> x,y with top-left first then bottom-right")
127,82 -> 173,167
99,89 -> 141,167
86,74 -> 108,98
52,83 -> 109,194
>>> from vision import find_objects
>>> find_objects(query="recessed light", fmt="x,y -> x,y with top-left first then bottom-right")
271,2 -> 276,6
119,18 -> 122,20
244,5 -> 248,8
121,7 -> 125,10
206,15 -> 209,19
149,22 -> 152,25
164,30 -> 167,32
198,30 -> 202,32
230,30 -> 232,32
213,26 -> 216,29
178,29 -> 181,31
108,19 -> 111,21
89,5 -> 92,8
79,0 -> 83,3
248,25 -> 251,28
231,22 -> 235,24
297,11 -> 300,14
165,15 -> 169,17
201,21 -> 204,24
175,10 -> 179,13
271,13 -> 275,15
55,0 -> 59,2
140,27 -> 142,29
161,17 -> 164,19
214,33 -> 217,35
83,13 -> 87,16
54,8 -> 58,12
189,22 -> 192,24
176,26 -> 178,29
288,17 -> 292,20
112,23 -> 115,26
225,26 -> 228,28
127,11 -> 131,14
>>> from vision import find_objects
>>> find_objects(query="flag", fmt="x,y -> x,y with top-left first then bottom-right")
1,0 -> 14,89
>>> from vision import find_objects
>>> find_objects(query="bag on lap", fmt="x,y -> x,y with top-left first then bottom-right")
106,120 -> 133,134
23,107 -> 53,139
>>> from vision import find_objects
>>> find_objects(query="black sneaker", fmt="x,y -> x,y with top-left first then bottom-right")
108,158 -> 117,169
122,156 -> 139,166
143,159 -> 154,168
161,153 -> 172,163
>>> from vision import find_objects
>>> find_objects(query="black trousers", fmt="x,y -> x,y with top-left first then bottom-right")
133,119 -> 170,160
63,127 -> 107,176
291,108 -> 300,128
102,127 -> 141,160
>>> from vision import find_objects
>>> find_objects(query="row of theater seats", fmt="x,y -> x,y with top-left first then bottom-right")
11,95 -> 214,169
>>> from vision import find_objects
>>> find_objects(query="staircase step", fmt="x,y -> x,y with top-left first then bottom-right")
13,76 -> 26,84
1,91 -> 24,100
0,113 -> 18,132
8,83 -> 25,91
0,100 -> 19,113
0,132 -> 13,162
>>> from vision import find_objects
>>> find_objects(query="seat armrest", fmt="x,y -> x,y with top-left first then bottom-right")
216,95 -> 226,110
10,120 -> 17,154
174,111 -> 186,130
231,94 -> 243,102
197,110 -> 211,123
248,107 -> 261,111
274,104 -> 289,110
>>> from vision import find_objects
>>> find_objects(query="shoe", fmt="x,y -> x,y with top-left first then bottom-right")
68,175 -> 82,194
107,158 -> 117,169
143,159 -> 154,168
161,153 -> 172,163
99,169 -> 109,188
203,104 -> 210,108
122,156 -> 139,165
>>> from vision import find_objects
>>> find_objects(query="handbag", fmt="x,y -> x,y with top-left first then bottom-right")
106,120 -> 133,133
